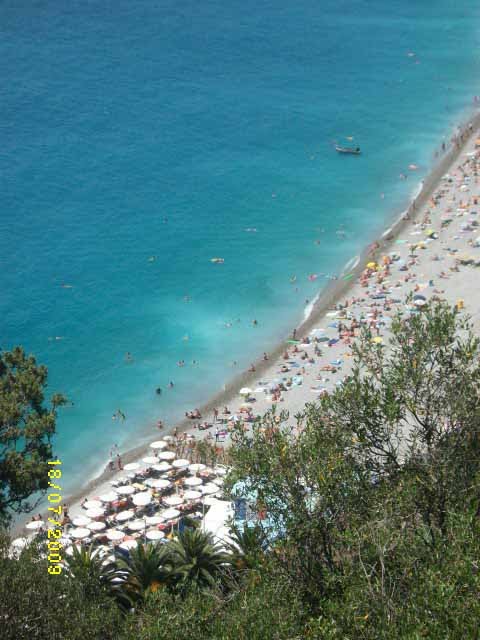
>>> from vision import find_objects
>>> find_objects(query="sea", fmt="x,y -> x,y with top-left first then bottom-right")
1,0 -> 480,497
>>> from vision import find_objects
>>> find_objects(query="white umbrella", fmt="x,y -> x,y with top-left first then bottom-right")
172,458 -> 189,469
145,478 -> 171,490
146,529 -> 165,541
142,456 -> 158,465
72,515 -> 91,527
158,451 -> 176,461
239,387 -> 253,395
184,476 -> 202,487
212,477 -> 224,486
413,298 -> 427,307
188,463 -> 206,473
214,466 -> 227,476
123,462 -> 140,471
25,520 -> 45,531
163,495 -> 183,507
201,483 -> 219,495
183,490 -> 202,501
116,509 -> 135,522
88,521 -> 106,532
132,492 -> 152,507
150,440 -> 168,450
85,507 -> 105,519
162,435 -> 175,442
71,527 -> 91,540
83,500 -> 103,510
11,537 -> 29,549
116,485 -> 135,495
145,515 -> 164,525
152,462 -> 171,473
127,519 -> 147,532
161,508 -> 180,520
119,539 -> 138,551
106,529 -> 124,542
100,491 -> 118,503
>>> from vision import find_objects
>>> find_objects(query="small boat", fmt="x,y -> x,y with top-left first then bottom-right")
210,257 -> 224,264
335,145 -> 361,155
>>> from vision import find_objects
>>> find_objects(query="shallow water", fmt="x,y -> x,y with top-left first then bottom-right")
1,0 -> 479,494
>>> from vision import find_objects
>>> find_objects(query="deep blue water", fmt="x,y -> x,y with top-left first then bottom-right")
1,0 -> 479,494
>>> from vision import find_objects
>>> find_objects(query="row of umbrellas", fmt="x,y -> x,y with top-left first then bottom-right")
17,439 -> 228,552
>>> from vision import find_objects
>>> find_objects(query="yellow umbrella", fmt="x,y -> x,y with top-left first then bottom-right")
371,336 -> 383,344
366,261 -> 377,269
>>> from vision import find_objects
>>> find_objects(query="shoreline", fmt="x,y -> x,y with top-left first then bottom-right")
12,106 -> 480,536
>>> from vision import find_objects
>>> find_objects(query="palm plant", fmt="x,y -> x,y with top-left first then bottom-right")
168,529 -> 232,595
117,542 -> 172,598
226,522 -> 268,572
64,544 -> 133,611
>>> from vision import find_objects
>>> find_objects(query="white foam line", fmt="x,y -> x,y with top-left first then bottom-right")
303,291 -> 321,321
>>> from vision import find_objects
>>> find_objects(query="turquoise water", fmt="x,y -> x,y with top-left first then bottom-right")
2,0 -> 480,494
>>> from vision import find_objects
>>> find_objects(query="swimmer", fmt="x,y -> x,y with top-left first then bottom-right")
252,319 -> 258,326
168,381 -> 174,388
156,387 -> 162,396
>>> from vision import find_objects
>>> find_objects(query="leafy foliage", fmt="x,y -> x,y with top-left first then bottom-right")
0,347 -> 66,525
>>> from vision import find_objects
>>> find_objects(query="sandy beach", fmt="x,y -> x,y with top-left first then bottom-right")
15,109 -> 480,535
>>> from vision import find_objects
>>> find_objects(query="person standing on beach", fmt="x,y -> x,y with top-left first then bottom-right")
213,407 -> 219,422
116,454 -> 123,470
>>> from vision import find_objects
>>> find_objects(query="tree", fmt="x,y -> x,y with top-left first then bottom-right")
64,543 -> 133,612
168,529 -> 231,595
0,534 -> 122,640
118,541 -> 173,601
0,347 -> 66,526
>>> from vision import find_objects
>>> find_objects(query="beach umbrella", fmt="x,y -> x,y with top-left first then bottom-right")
163,495 -> 183,507
85,507 -> 105,519
172,458 -> 189,469
212,477 -> 224,486
152,462 -> 171,473
214,466 -> 227,476
11,537 -> 29,549
184,476 -> 203,487
158,451 -> 176,461
413,298 -> 427,307
132,492 -> 152,507
239,387 -> 253,395
116,485 -> 135,495
123,462 -> 140,471
71,527 -> 91,540
88,521 -> 106,532
161,508 -> 180,520
149,440 -> 168,450
146,478 -> 171,490
119,539 -> 138,551
145,515 -> 165,525
183,490 -> 202,501
371,336 -> 383,344
127,519 -> 147,532
142,456 -> 158,465
146,529 -> 165,541
116,510 -> 135,522
83,500 -> 103,511
25,520 -> 45,531
162,435 -> 175,442
100,491 -> 119,503
72,515 -> 92,527
106,529 -> 124,542
189,463 -> 206,473
201,483 -> 219,495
